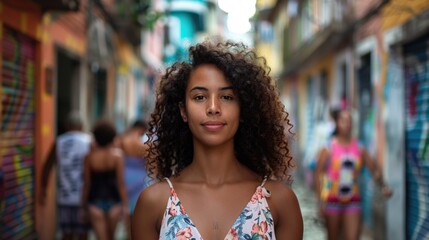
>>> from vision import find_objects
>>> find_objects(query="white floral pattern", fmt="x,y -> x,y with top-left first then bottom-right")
159,179 -> 276,240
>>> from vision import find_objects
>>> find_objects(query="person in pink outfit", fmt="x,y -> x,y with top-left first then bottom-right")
315,109 -> 392,240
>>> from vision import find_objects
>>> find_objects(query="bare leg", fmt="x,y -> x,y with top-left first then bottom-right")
88,205 -> 109,240
325,214 -> 342,240
342,212 -> 361,240
106,204 -> 123,240
125,213 -> 132,240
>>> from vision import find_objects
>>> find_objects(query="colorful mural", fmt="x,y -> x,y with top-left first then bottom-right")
1,27 -> 36,238
404,34 -> 429,240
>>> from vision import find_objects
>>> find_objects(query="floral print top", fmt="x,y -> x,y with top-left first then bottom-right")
159,178 -> 276,240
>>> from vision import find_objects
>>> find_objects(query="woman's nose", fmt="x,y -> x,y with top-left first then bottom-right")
207,97 -> 220,115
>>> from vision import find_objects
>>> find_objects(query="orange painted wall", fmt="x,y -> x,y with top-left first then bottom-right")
37,9 -> 87,240
1,1 -> 87,238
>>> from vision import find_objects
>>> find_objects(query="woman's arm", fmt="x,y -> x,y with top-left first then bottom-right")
361,148 -> 384,185
81,155 -> 90,208
315,148 -> 329,201
361,148 -> 392,197
40,143 -> 57,205
115,151 -> 129,212
271,182 -> 303,240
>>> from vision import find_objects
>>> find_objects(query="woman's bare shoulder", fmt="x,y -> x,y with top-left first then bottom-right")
265,180 -> 298,203
132,180 -> 171,238
264,180 -> 301,219
111,147 -> 124,158
138,180 -> 171,207
133,180 -> 171,230
265,180 -> 303,239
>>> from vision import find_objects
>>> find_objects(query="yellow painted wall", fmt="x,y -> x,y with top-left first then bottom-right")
255,0 -> 291,77
257,42 -> 281,77
382,0 -> 429,30
256,0 -> 276,9
297,55 -> 334,148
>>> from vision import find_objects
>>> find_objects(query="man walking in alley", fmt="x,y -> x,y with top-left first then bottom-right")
41,112 -> 92,240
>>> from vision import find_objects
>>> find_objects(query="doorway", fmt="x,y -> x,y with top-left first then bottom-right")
55,49 -> 80,136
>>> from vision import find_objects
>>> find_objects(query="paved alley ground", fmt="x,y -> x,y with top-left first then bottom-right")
293,179 -> 326,240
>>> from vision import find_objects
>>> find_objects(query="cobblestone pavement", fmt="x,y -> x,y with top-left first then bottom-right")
292,179 -> 326,240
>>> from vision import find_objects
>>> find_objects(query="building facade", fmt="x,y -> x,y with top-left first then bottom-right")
255,0 -> 429,239
0,0 -> 154,238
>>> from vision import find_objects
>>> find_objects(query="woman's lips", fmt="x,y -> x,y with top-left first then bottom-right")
202,121 -> 225,131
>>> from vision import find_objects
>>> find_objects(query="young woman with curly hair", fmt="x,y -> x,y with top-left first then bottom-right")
132,41 -> 303,239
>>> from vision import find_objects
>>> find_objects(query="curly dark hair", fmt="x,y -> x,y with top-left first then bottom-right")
92,119 -> 117,147
146,41 -> 294,182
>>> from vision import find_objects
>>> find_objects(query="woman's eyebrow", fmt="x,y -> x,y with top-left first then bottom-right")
219,86 -> 234,91
189,86 -> 207,93
189,86 -> 233,92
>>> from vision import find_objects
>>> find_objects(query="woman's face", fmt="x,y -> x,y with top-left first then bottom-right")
337,111 -> 352,136
179,64 -> 240,147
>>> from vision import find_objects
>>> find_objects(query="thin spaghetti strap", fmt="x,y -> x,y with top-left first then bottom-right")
260,176 -> 268,187
260,176 -> 271,197
164,177 -> 174,189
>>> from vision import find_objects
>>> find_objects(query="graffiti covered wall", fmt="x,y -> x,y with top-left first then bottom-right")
1,26 -> 37,239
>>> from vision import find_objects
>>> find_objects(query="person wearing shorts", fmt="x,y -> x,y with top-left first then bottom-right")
58,205 -> 90,236
315,109 -> 392,240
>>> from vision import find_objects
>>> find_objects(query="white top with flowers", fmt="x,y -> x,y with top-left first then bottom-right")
159,177 -> 276,240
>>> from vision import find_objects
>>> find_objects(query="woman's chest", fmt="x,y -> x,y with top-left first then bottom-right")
159,185 -> 276,240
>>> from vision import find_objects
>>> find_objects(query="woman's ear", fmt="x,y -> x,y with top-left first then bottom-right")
179,102 -> 188,122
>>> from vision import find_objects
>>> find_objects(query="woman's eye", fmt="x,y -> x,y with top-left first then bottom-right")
194,95 -> 205,101
221,95 -> 234,101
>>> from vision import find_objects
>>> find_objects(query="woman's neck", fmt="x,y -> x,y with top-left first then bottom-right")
335,134 -> 352,145
184,143 -> 245,186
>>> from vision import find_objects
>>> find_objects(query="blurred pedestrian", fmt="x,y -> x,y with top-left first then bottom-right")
81,120 -> 128,240
315,109 -> 392,240
41,111 -> 92,240
120,120 -> 151,212
132,41 -> 303,239
118,120 -> 150,239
